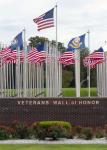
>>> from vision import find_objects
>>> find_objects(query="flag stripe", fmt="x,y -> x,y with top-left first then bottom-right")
38,24 -> 54,31
37,18 -> 54,25
38,21 -> 54,28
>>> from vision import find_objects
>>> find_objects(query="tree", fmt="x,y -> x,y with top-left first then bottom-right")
29,36 -> 66,52
29,36 -> 47,47
80,48 -> 89,87
80,48 -> 97,87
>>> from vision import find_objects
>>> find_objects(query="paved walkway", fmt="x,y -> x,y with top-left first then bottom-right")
0,138 -> 107,144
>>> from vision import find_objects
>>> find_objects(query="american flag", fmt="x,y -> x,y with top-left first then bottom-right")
10,50 -> 24,63
58,52 -> 75,66
27,48 -> 40,63
83,47 -> 105,68
0,48 -> 11,58
0,48 -> 12,64
33,8 -> 54,31
0,49 -> 24,64
27,48 -> 46,64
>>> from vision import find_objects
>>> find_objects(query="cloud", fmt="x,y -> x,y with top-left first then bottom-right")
0,0 -> 107,51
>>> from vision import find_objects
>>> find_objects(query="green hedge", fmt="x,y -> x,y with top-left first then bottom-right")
36,121 -> 71,129
32,121 -> 71,140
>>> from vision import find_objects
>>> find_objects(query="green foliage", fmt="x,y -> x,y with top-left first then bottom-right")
29,36 -> 65,52
57,42 -> 66,53
38,121 -> 71,129
62,68 -> 74,88
32,122 -> 46,140
104,124 -> 107,139
80,127 -> 93,140
1,122 -> 107,140
90,69 -> 97,87
48,125 -> 67,140
11,122 -> 30,139
80,48 -> 89,87
72,125 -> 82,137
32,121 -> 71,140
0,125 -> 14,140
95,129 -> 104,138
29,36 -> 47,47
80,48 -> 96,87
0,129 -> 8,140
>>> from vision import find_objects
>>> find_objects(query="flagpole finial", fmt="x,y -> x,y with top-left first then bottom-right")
23,28 -> 26,32
87,30 -> 90,34
102,40 -> 107,47
105,40 -> 107,44
55,4 -> 57,7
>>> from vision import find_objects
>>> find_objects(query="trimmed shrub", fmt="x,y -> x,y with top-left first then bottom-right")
0,129 -> 8,140
37,121 -> 71,129
48,125 -> 72,140
0,125 -> 14,140
11,122 -> 30,139
72,125 -> 82,138
66,128 -> 73,139
48,125 -> 65,140
80,127 -> 93,140
32,121 -> 71,140
32,122 -> 46,140
95,128 -> 104,138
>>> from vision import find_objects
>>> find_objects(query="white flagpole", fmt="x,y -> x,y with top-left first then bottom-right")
20,62 -> 23,97
34,63 -> 37,96
55,5 -> 57,44
28,62 -> 30,97
17,47 -> 20,97
6,63 -> 8,97
75,50 -> 80,97
45,40 -> 48,97
87,30 -> 90,97
23,29 -> 27,97
11,61 -> 14,96
9,62 -> 11,97
4,63 -> 6,97
55,4 -> 58,97
105,56 -> 107,96
0,59 -> 3,98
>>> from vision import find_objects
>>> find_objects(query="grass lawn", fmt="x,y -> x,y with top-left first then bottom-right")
0,144 -> 106,150
62,88 -> 97,97
3,88 -> 97,97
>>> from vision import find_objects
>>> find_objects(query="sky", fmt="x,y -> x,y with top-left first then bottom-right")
0,0 -> 107,52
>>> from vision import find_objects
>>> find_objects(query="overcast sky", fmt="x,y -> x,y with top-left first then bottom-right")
0,0 -> 107,51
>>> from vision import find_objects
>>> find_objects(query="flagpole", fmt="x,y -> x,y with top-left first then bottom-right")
87,30 -> 90,97
55,4 -> 57,45
23,28 -> 27,97
75,49 -> 80,97
55,4 -> 58,97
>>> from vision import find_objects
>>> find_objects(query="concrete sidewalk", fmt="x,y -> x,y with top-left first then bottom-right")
0,138 -> 107,144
